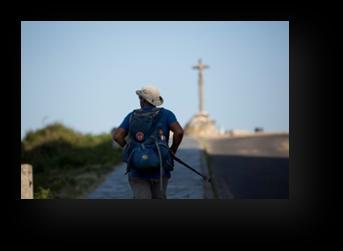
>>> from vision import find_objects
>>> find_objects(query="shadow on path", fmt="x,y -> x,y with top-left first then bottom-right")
208,154 -> 289,199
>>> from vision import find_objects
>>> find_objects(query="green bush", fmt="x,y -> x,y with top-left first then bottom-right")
34,187 -> 53,199
21,122 -> 122,198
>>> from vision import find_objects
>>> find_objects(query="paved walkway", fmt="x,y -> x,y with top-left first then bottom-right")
87,136 -> 212,199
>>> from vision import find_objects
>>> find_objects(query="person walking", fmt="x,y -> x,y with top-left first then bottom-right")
112,85 -> 184,199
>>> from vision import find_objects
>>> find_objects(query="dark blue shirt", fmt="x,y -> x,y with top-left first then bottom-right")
118,104 -> 177,180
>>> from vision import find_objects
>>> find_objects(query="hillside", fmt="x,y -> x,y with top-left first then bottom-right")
21,123 -> 122,199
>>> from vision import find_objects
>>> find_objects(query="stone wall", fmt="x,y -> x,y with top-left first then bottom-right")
184,112 -> 220,137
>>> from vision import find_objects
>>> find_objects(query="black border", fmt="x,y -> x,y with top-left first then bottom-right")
6,5 -> 337,246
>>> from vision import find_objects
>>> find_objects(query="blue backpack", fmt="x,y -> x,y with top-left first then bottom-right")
122,107 -> 174,172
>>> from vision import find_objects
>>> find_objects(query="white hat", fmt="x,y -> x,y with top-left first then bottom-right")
136,85 -> 164,106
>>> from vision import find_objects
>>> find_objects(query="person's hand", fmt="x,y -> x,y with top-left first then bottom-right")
169,148 -> 176,156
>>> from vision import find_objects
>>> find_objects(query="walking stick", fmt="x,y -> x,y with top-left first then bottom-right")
171,153 -> 211,183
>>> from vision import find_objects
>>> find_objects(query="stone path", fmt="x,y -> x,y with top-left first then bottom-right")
86,136 -> 212,199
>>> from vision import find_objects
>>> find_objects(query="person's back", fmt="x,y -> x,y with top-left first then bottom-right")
112,85 -> 184,199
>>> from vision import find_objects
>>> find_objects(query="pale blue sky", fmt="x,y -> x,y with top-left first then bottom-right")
21,21 -> 289,139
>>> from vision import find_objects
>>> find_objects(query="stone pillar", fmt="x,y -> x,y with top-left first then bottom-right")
199,70 -> 204,113
21,164 -> 33,199
193,58 -> 209,114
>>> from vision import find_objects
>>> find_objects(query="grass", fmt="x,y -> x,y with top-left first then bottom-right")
21,123 -> 122,199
